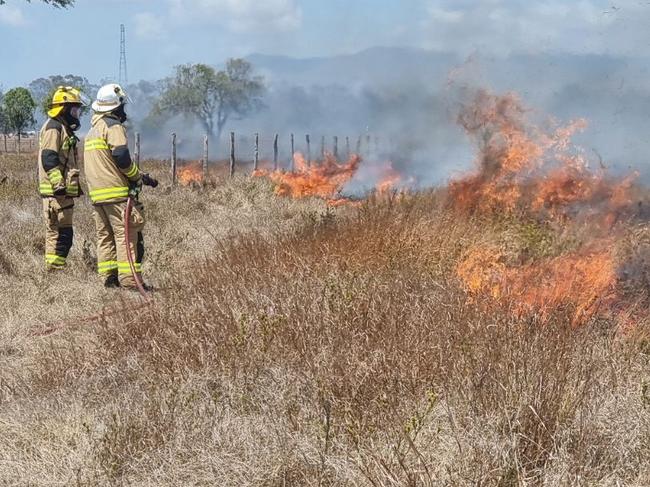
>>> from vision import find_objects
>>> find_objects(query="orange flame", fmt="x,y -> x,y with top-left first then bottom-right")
254,152 -> 406,204
178,161 -> 203,185
254,152 -> 361,204
449,91 -> 601,216
451,90 -> 639,327
457,244 -> 617,325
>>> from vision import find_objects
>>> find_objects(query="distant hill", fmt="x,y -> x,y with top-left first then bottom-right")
245,46 -> 643,98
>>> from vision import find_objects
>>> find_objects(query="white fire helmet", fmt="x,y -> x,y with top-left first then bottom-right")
91,83 -> 131,113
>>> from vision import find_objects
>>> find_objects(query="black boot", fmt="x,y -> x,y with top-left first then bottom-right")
104,274 -> 120,288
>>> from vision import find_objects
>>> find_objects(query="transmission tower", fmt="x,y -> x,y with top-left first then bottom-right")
119,24 -> 128,85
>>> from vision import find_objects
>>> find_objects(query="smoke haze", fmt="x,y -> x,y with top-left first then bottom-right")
127,46 -> 650,190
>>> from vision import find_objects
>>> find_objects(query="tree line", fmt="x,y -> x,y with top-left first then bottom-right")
1,59 -> 265,143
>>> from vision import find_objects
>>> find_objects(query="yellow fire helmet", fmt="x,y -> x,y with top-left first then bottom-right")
47,86 -> 90,118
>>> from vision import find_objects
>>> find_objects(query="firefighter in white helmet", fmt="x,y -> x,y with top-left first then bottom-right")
83,83 -> 157,289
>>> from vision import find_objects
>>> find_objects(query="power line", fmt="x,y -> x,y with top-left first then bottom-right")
119,24 -> 128,86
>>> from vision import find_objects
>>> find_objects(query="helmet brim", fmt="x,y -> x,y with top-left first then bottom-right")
47,105 -> 64,118
92,101 -> 121,113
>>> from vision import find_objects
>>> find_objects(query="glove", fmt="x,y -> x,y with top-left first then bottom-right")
141,173 -> 159,188
128,179 -> 142,198
53,186 -> 67,197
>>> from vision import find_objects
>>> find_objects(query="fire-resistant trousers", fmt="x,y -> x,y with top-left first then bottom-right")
42,197 -> 74,270
93,201 -> 145,288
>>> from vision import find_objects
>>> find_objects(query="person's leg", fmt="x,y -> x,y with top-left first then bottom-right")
94,205 -> 118,285
43,198 -> 73,270
106,202 -> 146,288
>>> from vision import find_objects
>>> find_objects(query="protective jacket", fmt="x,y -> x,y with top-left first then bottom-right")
84,113 -> 141,204
37,118 -> 80,198
38,117 -> 79,270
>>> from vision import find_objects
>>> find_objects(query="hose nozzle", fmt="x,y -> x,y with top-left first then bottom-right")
141,173 -> 159,188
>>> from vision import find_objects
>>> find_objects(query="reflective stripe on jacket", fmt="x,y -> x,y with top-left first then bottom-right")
37,118 -> 80,198
84,113 -> 140,204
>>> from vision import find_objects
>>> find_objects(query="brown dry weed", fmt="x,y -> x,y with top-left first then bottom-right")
0,154 -> 648,486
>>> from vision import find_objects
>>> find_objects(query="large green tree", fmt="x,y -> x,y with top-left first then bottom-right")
0,1 -> 74,7
3,87 -> 36,154
29,74 -> 93,116
152,59 -> 265,140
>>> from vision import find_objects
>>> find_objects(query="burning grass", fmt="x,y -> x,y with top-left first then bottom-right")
254,152 -> 404,205
177,160 -> 204,185
456,243 -> 618,325
254,153 -> 361,199
450,90 -> 650,327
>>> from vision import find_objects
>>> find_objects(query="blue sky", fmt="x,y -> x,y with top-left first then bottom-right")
0,0 -> 648,88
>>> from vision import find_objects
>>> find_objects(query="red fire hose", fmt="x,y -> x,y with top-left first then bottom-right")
34,177 -> 158,337
34,196 -> 152,337
124,196 -> 151,300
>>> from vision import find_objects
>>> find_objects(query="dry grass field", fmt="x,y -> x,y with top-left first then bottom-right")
0,148 -> 649,486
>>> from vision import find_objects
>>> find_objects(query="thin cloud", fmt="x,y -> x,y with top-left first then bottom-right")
427,5 -> 464,23
0,5 -> 26,27
134,12 -> 164,40
418,0 -> 644,57
167,0 -> 302,33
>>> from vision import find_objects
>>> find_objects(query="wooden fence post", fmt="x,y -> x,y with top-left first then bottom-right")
290,133 -> 295,172
333,136 -> 338,160
273,133 -> 279,170
321,135 -> 325,160
203,134 -> 209,180
229,132 -> 235,177
345,136 -> 350,160
356,135 -> 362,155
253,133 -> 259,172
134,132 -> 141,168
366,134 -> 371,157
17,135 -> 21,156
306,134 -> 311,167
171,133 -> 177,185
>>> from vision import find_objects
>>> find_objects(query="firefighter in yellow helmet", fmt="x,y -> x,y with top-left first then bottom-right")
84,83 -> 157,289
38,86 -> 90,270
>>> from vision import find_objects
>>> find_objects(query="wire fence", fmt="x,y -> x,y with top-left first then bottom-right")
0,135 -> 37,154
149,131 -> 385,181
